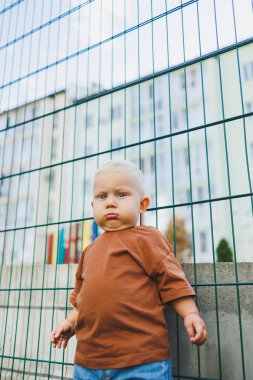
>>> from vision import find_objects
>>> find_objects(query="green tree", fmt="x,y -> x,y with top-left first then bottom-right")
165,217 -> 192,263
216,238 -> 233,262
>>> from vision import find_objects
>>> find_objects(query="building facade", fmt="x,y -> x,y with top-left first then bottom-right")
1,47 -> 253,264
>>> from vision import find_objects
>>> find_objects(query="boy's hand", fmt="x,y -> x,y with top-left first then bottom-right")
183,313 -> 207,346
51,319 -> 75,349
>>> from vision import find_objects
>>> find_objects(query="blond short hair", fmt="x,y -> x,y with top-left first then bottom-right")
94,160 -> 145,196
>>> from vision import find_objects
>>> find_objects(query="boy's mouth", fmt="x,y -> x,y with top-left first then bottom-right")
105,213 -> 118,220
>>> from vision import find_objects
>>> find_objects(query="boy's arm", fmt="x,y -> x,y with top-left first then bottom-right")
170,296 -> 207,346
51,247 -> 87,348
51,307 -> 79,349
66,306 -> 79,328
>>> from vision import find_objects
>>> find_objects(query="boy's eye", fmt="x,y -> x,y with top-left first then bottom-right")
98,194 -> 107,199
116,192 -> 126,198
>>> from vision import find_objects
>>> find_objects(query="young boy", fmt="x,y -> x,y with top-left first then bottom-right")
51,160 -> 207,380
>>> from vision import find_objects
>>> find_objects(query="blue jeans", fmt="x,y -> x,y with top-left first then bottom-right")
73,359 -> 172,380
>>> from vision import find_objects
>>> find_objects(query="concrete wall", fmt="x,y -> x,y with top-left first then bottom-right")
0,263 -> 252,379
167,263 -> 253,380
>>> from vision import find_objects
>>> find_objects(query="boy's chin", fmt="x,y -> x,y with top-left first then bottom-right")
102,223 -> 136,232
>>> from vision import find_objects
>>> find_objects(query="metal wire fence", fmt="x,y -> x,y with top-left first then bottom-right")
0,0 -> 253,379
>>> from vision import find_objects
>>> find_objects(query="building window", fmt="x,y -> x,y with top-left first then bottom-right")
172,110 -> 187,131
45,171 -> 55,189
149,84 -> 153,98
210,185 -> 215,197
197,187 -> 204,202
24,107 -> 34,121
245,102 -> 253,113
156,100 -> 163,110
250,143 -> 253,161
6,116 -> 10,129
184,147 -> 189,165
195,145 -> 202,175
48,202 -> 54,223
112,138 -> 122,149
141,158 -> 145,173
172,112 -> 178,130
242,62 -> 253,81
157,116 -> 164,134
0,204 -> 7,223
51,138 -> 57,159
200,231 -> 207,253
190,68 -> 197,87
150,156 -> 155,172
32,107 -> 37,118
180,72 -> 185,89
53,114 -> 58,129
0,116 -> 5,130
0,178 -> 10,196
86,115 -> 93,128
173,149 -> 180,167
111,106 -> 122,120
140,156 -> 155,173
186,189 -> 191,203
182,109 -> 187,126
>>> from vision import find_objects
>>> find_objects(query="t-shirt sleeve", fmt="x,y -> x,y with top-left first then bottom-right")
151,254 -> 195,303
69,246 -> 88,309
149,230 -> 195,303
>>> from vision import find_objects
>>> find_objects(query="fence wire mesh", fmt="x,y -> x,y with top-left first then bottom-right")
0,0 -> 253,379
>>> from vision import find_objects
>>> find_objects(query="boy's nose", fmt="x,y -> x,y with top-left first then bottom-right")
105,197 -> 117,207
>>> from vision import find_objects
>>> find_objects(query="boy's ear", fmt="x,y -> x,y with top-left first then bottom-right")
139,196 -> 150,214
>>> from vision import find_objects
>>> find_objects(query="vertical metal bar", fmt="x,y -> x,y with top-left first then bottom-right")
0,0 -> 9,280
34,0 -> 57,377
195,2 -> 222,378
150,0 -> 158,229
180,0 -> 199,377
97,0 -> 103,169
137,1 -> 142,171
48,0 -> 73,377
213,0 -> 246,378
164,3 -> 178,378
0,0 -> 9,100
0,0 -> 13,275
81,0 -> 92,250
10,0 -> 37,377
108,0 -> 113,160
229,1 -> 251,378
49,1 -> 73,377
62,3 -> 83,378
0,0 -> 29,376
123,0 -> 127,160
230,0 -> 253,212
21,1 -> 48,377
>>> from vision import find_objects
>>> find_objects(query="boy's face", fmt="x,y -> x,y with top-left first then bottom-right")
92,170 -> 150,232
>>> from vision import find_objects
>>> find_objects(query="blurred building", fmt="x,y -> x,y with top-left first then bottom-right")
1,47 -> 253,264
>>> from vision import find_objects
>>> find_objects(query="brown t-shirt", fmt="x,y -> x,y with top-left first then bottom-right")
70,226 -> 195,369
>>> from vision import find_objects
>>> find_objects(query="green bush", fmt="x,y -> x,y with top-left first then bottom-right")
216,238 -> 233,262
